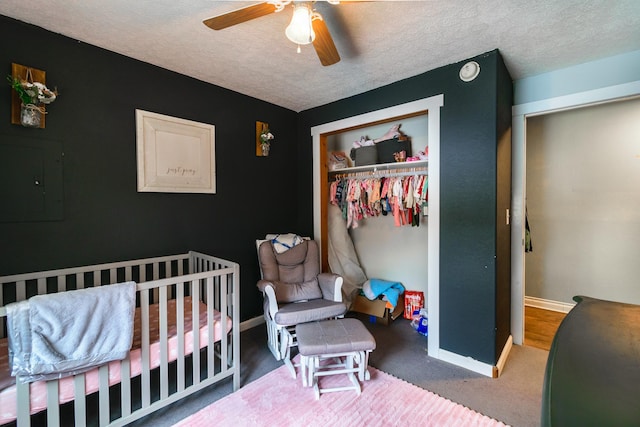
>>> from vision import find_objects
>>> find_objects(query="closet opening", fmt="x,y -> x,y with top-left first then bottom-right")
325,116 -> 429,313
311,95 -> 443,357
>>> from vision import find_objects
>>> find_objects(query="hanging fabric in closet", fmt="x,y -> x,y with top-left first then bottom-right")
327,204 -> 368,309
329,174 -> 428,229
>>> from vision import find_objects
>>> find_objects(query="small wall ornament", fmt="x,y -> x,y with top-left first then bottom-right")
8,63 -> 58,128
256,121 -> 275,156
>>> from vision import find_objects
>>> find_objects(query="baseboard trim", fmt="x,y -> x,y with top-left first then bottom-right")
240,315 -> 265,332
437,348 -> 495,378
525,296 -> 575,313
493,335 -> 513,378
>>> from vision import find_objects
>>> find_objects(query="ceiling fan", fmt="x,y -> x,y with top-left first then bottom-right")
203,1 -> 344,66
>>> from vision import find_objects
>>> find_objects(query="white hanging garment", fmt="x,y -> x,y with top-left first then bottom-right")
327,203 -> 368,309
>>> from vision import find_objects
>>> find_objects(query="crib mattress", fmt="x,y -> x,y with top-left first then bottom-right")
0,296 -> 232,425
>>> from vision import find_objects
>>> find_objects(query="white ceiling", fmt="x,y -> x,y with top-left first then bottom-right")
2,1 -> 639,112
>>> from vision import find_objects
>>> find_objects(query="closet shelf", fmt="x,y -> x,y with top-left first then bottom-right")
329,160 -> 428,178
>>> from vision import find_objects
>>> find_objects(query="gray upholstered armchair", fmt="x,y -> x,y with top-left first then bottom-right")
257,239 -> 346,377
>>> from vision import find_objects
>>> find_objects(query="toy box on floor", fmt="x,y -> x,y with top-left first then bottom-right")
351,294 -> 404,325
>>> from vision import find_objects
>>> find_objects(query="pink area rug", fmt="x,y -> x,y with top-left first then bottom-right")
173,363 -> 509,427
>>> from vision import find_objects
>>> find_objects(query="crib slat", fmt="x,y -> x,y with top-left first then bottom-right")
141,290 -> 151,408
37,277 -> 46,297
74,374 -> 87,427
168,261 -> 175,278
192,281 -> 201,385
159,286 -> 169,400
188,255 -> 195,276
206,276 -> 215,378
176,284 -> 185,392
120,358 -> 132,417
77,272 -> 85,290
46,380 -> 60,426
109,268 -> 117,287
98,364 -> 110,426
232,264 -> 241,391
57,274 -> 66,293
139,263 -> 146,282
16,379 -> 30,426
221,274 -> 229,370
16,280 -> 26,302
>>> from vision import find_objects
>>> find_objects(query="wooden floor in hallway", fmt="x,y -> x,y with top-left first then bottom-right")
524,306 -> 566,351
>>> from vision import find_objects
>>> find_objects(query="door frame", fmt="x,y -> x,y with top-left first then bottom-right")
311,95 -> 444,357
510,81 -> 640,345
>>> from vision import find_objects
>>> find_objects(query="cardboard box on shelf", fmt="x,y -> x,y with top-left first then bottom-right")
351,293 -> 404,325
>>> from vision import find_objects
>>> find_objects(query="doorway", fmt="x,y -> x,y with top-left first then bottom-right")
522,97 -> 640,348
511,85 -> 640,346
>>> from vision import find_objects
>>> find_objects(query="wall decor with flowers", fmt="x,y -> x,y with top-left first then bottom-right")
8,63 -> 58,128
256,121 -> 275,157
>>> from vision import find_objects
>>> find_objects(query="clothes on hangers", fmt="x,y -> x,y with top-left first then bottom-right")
329,173 -> 428,229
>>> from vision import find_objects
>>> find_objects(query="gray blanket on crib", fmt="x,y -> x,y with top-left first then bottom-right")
5,281 -> 136,383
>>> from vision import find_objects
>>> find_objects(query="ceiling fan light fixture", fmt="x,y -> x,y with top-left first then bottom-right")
285,3 -> 315,46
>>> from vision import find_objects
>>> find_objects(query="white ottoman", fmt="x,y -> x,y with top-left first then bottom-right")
296,318 -> 376,399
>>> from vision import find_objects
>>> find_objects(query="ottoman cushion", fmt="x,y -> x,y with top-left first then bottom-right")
296,318 -> 376,356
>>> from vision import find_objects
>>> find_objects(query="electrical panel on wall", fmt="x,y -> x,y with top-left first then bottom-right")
0,135 -> 64,222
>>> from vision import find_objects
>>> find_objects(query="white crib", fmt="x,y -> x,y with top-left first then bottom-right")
0,251 -> 240,426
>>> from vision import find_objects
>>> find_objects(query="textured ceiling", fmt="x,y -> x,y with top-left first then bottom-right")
1,1 -> 639,112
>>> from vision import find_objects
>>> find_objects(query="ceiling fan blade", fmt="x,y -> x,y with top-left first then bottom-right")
312,18 -> 340,66
203,2 -> 277,31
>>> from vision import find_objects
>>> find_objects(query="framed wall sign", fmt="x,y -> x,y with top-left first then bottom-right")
135,109 -> 216,194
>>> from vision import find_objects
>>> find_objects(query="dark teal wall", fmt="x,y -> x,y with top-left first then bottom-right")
0,16 -> 298,320
298,50 -> 513,365
1,15 -> 513,364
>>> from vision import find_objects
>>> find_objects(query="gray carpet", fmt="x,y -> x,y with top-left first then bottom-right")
130,313 -> 547,427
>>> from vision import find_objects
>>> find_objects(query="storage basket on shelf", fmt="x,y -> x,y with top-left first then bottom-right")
350,145 -> 378,166
376,138 -> 412,164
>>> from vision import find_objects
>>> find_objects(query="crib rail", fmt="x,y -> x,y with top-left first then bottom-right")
0,251 -> 240,427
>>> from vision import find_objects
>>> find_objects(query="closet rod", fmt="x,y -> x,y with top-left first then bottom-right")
330,167 -> 427,180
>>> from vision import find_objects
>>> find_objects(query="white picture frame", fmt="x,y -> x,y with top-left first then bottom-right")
135,109 -> 216,194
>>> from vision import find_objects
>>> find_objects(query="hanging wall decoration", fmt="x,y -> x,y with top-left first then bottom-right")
256,121 -> 274,156
8,63 -> 58,128
135,109 -> 216,194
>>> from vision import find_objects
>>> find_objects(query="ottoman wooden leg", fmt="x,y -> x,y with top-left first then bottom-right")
360,350 -> 372,381
296,319 -> 376,398
300,355 -> 308,387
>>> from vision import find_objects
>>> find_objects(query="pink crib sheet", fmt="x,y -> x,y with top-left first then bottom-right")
0,296 -> 232,425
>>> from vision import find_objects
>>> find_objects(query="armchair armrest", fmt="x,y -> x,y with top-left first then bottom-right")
257,279 -> 280,319
317,273 -> 344,302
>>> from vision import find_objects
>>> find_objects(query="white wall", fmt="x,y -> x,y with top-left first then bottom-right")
511,50 -> 640,344
525,97 -> 640,305
326,115 -> 429,296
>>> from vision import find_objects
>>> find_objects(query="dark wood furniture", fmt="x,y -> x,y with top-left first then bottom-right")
542,295 -> 640,426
